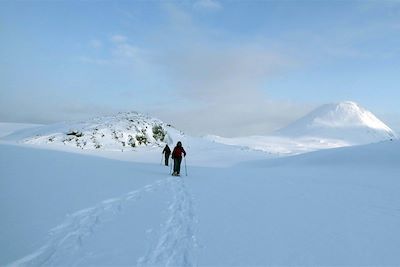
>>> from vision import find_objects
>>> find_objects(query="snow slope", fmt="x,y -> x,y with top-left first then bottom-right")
277,101 -> 397,143
1,139 -> 400,265
0,144 -> 176,265
206,134 -> 349,155
0,123 -> 42,138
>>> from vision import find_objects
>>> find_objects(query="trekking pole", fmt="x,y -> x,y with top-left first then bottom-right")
170,156 -> 173,175
184,156 -> 188,176
160,153 -> 163,165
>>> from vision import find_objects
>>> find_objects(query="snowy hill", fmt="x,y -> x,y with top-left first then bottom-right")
277,101 -> 397,144
3,112 -> 183,151
0,115 -> 270,167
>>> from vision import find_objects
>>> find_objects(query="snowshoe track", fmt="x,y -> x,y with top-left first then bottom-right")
10,179 -> 168,266
138,176 -> 198,267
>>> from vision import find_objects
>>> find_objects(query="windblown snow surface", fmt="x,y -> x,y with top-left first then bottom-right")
1,116 -> 400,266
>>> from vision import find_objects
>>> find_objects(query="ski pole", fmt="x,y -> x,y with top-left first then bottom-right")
184,156 -> 188,176
170,156 -> 173,175
160,153 -> 163,165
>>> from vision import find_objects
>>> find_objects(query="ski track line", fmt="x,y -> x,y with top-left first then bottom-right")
137,176 -> 198,267
9,178 -> 169,267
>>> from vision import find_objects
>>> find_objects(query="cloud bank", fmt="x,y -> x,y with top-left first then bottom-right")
144,3 -> 310,136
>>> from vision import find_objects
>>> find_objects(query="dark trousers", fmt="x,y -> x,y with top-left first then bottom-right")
164,153 -> 170,166
173,157 -> 182,174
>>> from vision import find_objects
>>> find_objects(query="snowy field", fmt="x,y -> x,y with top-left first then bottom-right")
1,119 -> 400,266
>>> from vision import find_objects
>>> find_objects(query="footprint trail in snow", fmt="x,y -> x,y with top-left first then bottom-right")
138,176 -> 198,267
10,178 -> 169,266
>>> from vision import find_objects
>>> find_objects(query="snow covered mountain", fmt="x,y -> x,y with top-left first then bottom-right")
4,112 -> 183,150
206,101 -> 397,154
276,101 -> 397,144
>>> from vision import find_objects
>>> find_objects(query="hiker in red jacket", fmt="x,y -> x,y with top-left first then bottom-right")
171,141 -> 186,176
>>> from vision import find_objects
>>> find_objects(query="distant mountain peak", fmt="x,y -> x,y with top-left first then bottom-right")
277,101 -> 397,144
309,101 -> 392,130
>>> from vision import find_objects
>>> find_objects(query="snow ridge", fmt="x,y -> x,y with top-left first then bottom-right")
138,177 -> 198,267
10,179 -> 169,266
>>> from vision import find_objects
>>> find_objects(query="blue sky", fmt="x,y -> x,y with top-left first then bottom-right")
1,0 -> 400,136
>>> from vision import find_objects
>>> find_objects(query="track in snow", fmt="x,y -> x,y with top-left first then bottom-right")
10,179 -> 169,266
138,176 -> 198,267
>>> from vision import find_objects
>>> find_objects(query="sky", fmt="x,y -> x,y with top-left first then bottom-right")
1,0 -> 400,136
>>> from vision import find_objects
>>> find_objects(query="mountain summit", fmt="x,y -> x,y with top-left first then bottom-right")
277,101 -> 397,144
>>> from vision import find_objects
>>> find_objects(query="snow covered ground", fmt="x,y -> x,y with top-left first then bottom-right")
1,121 -> 400,266
205,134 -> 350,155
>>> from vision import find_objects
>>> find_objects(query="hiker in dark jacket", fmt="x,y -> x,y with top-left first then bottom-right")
162,144 -> 171,166
171,141 -> 186,176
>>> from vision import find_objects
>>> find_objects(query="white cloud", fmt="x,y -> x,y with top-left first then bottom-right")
157,42 -> 294,105
80,36 -> 144,66
0,88 -> 118,124
111,34 -> 128,43
79,56 -> 110,65
77,3 -> 310,136
163,2 -> 194,28
139,3 -> 309,136
89,39 -> 103,49
392,22 -> 400,30
146,40 -> 303,134
193,0 -> 222,11
150,100 -> 313,137
112,43 -> 141,59
357,0 -> 400,13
